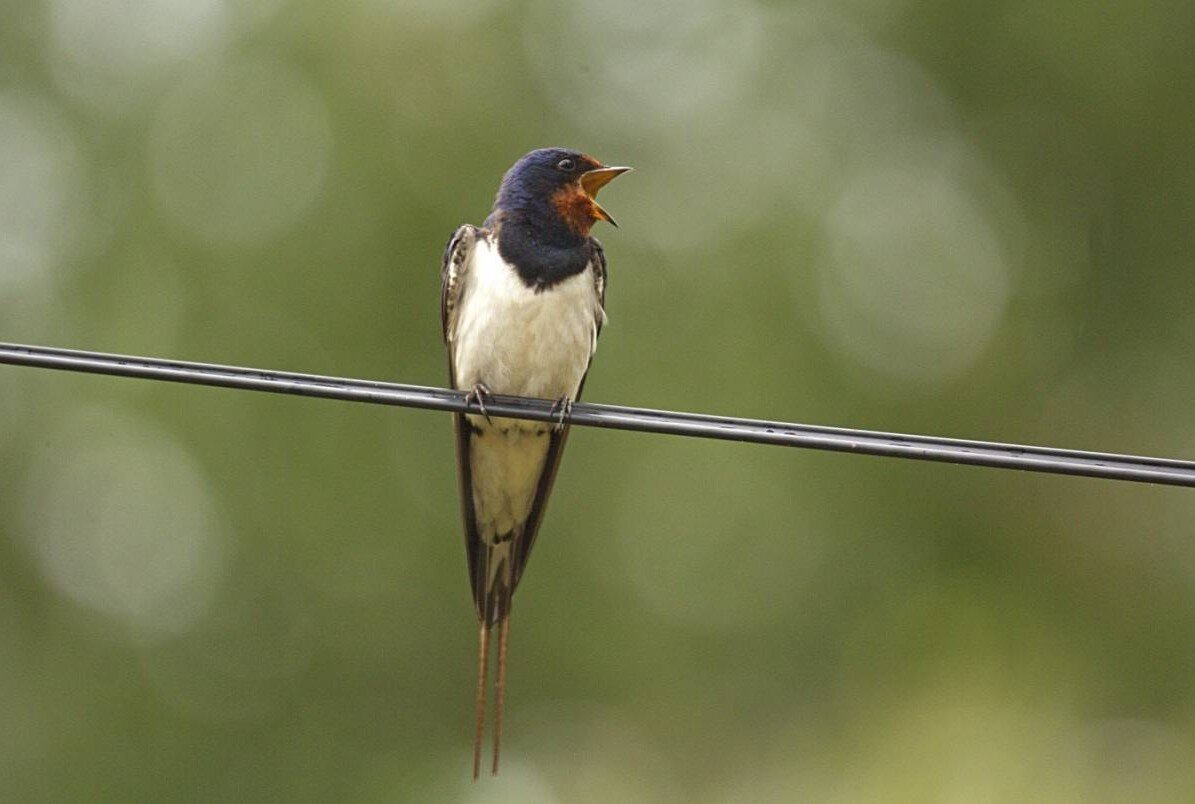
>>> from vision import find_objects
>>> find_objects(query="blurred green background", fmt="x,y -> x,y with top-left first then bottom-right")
3,0 -> 1195,800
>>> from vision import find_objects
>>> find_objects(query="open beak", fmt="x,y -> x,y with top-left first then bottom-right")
580,166 -> 632,227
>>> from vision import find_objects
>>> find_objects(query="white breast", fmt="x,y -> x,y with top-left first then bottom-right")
451,238 -> 601,406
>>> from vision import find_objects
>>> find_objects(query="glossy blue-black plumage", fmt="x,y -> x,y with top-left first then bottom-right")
484,148 -> 600,289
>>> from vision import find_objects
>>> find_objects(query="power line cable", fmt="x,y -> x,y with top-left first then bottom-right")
2,341 -> 1193,488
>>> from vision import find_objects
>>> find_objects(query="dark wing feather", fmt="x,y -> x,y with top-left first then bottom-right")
441,224 -> 488,613
511,240 -> 607,586
592,237 -> 608,337
441,224 -> 481,349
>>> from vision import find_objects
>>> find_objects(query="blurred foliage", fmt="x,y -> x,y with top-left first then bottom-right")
3,0 -> 1195,800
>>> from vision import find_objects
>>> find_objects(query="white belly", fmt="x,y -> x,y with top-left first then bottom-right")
450,239 -> 602,541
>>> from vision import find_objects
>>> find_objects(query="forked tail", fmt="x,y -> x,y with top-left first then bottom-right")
472,547 -> 514,779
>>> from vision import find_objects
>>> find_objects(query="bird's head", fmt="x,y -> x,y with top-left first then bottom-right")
492,148 -> 631,236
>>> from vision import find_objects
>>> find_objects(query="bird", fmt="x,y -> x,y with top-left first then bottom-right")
439,148 -> 630,778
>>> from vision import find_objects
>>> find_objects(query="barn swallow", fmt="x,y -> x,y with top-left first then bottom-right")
440,148 -> 629,777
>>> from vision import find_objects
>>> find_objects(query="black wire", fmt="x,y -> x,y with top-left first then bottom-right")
2,341 -> 1193,488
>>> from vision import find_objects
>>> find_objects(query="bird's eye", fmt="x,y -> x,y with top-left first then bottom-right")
557,158 -> 576,172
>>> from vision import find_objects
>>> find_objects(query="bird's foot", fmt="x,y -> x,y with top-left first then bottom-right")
465,383 -> 493,424
549,396 -> 574,433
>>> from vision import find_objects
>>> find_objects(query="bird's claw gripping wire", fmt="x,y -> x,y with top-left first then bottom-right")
549,396 -> 573,432
465,383 -> 493,424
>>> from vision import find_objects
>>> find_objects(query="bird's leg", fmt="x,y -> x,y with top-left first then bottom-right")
491,610 -> 511,776
472,621 -> 491,781
465,382 -> 493,425
549,395 -> 573,433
